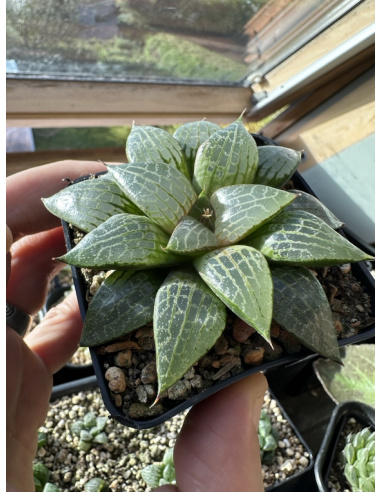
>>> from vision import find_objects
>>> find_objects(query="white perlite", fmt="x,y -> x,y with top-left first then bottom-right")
35,389 -> 309,491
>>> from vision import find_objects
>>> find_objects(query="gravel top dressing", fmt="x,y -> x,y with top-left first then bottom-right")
35,388 -> 310,491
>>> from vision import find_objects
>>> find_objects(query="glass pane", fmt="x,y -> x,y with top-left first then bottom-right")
6,0 -> 267,84
6,0 -> 361,85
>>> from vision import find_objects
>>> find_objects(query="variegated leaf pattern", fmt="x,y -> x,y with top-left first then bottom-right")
284,190 -> 344,229
173,120 -> 221,175
42,174 -> 142,233
57,214 -> 184,269
193,245 -> 273,343
192,116 -> 258,195
126,125 -> 190,179
81,270 -> 165,346
254,146 -> 302,188
271,266 -> 341,363
211,184 -> 296,245
245,210 -> 373,266
165,216 -> 220,254
107,162 -> 197,234
154,269 -> 226,397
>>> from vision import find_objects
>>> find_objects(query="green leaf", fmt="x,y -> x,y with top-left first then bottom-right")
244,210 -> 374,266
358,477 -> 375,492
192,116 -> 258,195
81,270 -> 165,346
194,245 -> 273,343
271,266 -> 341,363
83,412 -> 97,429
344,443 -> 356,465
162,464 -> 176,483
33,463 -> 50,489
254,145 -> 302,188
57,214 -> 183,270
163,447 -> 174,466
284,190 -> 344,229
211,184 -> 296,245
126,124 -> 190,179
84,478 -> 111,492
345,464 -> 359,488
37,430 -> 47,449
42,174 -> 142,233
43,484 -> 61,492
107,162 -> 197,234
174,120 -> 221,175
70,421 -> 85,436
154,269 -> 226,396
93,432 -> 108,444
313,344 -> 375,407
165,215 -> 220,254
141,464 -> 165,488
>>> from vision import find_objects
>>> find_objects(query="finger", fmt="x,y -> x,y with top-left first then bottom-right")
25,290 -> 83,375
173,372 -> 267,492
7,160 -> 108,241
6,227 -> 67,315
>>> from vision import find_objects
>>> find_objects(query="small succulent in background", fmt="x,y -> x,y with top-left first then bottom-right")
141,447 -> 176,488
84,477 -> 111,492
33,462 -> 60,492
43,114 -> 373,402
341,427 -> 375,492
37,429 -> 47,449
258,409 -> 278,465
70,412 -> 109,452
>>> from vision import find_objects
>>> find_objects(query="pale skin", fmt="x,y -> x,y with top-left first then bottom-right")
6,160 -> 267,492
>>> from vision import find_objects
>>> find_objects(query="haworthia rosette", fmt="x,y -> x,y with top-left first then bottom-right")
81,270 -> 165,346
210,184 -> 296,245
193,245 -> 273,343
192,116 -> 258,195
165,215 -> 220,254
254,146 -> 302,188
126,125 -> 190,179
107,162 -> 198,234
42,174 -> 142,233
271,266 -> 341,363
245,210 -> 374,266
284,190 -> 344,229
57,214 -> 183,269
173,120 -> 221,175
154,269 -> 226,397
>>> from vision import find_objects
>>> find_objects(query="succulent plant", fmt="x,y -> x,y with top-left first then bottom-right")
33,463 -> 60,492
341,427 -> 375,492
258,409 -> 278,464
70,411 -> 109,452
141,447 -> 176,488
43,114 -> 373,401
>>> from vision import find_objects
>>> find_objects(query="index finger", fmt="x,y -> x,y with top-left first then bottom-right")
6,160 -> 109,241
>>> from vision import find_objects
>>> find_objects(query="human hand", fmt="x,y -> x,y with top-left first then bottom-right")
7,160 -> 106,491
6,161 -> 267,492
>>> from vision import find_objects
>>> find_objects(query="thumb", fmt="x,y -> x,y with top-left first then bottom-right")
155,372 -> 267,492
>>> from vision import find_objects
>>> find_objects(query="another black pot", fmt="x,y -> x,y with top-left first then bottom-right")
314,401 -> 375,492
41,277 -> 95,386
266,391 -> 315,491
60,135 -> 375,429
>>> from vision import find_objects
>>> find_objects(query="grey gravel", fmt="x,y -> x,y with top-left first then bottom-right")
34,388 -> 310,491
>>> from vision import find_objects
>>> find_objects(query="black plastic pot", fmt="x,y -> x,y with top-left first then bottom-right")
40,277 -> 95,386
314,401 -> 375,492
266,391 -> 315,491
59,135 -> 375,429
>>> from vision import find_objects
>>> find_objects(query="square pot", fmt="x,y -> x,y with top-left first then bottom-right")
60,165 -> 375,429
